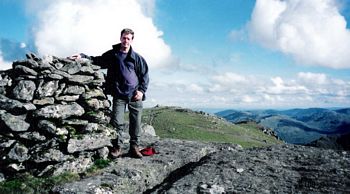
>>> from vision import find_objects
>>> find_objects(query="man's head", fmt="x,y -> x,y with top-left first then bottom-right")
120,28 -> 134,39
120,28 -> 134,51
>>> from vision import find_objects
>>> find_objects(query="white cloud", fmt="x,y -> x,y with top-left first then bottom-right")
296,72 -> 350,98
0,51 -> 12,70
196,70 -> 350,109
146,69 -> 350,109
20,42 -> 27,48
187,83 -> 204,93
242,95 -> 257,103
267,76 -> 308,95
145,81 -> 208,108
29,0 -> 172,69
297,72 -> 328,85
248,0 -> 350,69
212,72 -> 249,86
137,0 -> 156,17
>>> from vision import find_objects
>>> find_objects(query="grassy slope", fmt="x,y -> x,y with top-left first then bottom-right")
142,106 -> 282,148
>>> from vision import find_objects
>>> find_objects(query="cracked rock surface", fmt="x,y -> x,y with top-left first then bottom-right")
52,139 -> 350,194
152,144 -> 350,194
51,138 -> 225,194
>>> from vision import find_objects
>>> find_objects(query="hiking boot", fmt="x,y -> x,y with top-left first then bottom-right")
129,144 -> 143,158
110,146 -> 122,159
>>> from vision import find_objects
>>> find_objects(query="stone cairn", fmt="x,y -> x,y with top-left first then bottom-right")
0,53 -> 116,180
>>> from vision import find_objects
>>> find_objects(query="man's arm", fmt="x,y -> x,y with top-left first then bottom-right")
69,51 -> 112,69
137,56 -> 149,96
133,57 -> 148,101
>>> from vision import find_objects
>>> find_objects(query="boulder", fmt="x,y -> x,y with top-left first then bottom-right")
67,133 -> 114,153
0,111 -> 30,132
33,102 -> 85,119
11,80 -> 36,101
7,143 -> 29,162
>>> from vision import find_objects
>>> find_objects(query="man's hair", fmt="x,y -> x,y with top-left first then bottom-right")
121,28 -> 134,39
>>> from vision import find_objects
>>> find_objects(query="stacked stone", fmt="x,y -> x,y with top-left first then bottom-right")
0,53 -> 116,180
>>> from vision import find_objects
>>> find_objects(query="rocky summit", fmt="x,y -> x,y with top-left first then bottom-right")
51,138 -> 350,194
150,143 -> 350,194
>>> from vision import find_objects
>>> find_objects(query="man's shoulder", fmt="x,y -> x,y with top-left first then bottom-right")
131,49 -> 145,60
132,51 -> 143,59
101,48 -> 117,59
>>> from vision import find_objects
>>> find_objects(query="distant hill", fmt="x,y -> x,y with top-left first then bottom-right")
142,106 -> 282,148
216,108 -> 350,146
306,132 -> 350,150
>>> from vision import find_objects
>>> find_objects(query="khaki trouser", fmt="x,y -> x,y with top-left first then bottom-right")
111,98 -> 143,146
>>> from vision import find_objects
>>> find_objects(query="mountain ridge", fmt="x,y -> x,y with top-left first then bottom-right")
216,107 -> 350,147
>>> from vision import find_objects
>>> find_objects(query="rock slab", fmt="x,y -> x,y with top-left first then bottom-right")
52,141 -> 350,194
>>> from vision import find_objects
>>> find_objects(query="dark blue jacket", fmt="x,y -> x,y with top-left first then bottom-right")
82,44 -> 149,100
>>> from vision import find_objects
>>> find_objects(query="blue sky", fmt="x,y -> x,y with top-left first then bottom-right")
0,0 -> 350,110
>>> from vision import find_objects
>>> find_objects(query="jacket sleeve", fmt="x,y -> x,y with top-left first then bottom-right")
137,56 -> 149,95
80,50 -> 112,69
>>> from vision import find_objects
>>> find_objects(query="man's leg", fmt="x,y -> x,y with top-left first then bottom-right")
128,100 -> 143,158
110,98 -> 127,158
128,100 -> 143,145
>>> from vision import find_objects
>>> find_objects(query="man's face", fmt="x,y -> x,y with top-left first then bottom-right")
120,33 -> 133,49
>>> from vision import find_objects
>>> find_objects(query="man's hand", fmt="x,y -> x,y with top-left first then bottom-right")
68,54 -> 81,60
133,90 -> 143,101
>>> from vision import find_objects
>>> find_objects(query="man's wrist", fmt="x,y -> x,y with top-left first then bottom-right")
138,89 -> 145,94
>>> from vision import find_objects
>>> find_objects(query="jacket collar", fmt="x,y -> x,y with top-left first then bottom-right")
112,43 -> 136,60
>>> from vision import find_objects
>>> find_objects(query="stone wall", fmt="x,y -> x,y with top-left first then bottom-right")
0,53 -> 116,179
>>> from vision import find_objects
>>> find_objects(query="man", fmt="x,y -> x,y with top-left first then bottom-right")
71,28 -> 149,158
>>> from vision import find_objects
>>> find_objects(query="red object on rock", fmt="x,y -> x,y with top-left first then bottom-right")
140,147 -> 157,156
